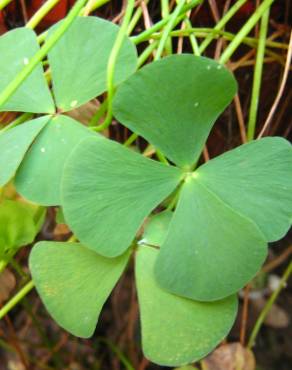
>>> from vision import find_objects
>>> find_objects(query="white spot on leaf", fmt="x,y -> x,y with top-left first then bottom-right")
70,100 -> 78,108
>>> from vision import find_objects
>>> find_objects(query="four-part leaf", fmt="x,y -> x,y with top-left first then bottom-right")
30,241 -> 130,337
62,136 -> 183,257
0,17 -> 291,366
136,246 -> 238,366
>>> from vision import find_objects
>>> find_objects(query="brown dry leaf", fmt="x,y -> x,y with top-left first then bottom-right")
53,223 -> 71,240
7,360 -> 25,370
0,269 -> 16,304
65,100 -> 100,125
252,296 -> 290,329
201,342 -> 255,370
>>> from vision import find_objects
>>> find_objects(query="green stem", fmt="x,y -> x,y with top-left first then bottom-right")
161,0 -> 173,54
248,261 -> 292,348
95,0 -> 135,132
155,0 -> 187,60
166,184 -> 182,210
150,1 -> 194,161
10,258 -> 28,279
80,0 -> 110,14
26,0 -> 61,29
0,249 -> 16,274
137,40 -> 159,67
127,0 -> 148,36
247,8 -> 270,141
0,259 -> 8,274
150,27 -> 287,50
89,0 -> 146,128
198,0 -> 248,53
0,280 -> 35,319
97,338 -> 135,370
219,0 -> 275,64
0,0 -> 12,10
88,99 -> 108,127
0,0 -> 89,110
156,150 -> 169,165
161,0 -> 171,20
35,0 -> 114,48
131,0 -> 201,44
124,133 -> 138,147
184,18 -> 200,55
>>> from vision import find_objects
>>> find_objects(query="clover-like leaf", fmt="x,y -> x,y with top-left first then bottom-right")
196,137 -> 292,242
15,115 -> 96,206
0,200 -> 38,259
113,54 -> 237,167
136,246 -> 238,366
62,136 -> 183,257
155,176 -> 267,301
48,16 -> 137,112
0,116 -> 50,187
0,28 -> 54,113
30,241 -> 130,338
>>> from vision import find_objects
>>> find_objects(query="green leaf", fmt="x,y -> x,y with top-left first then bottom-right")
136,246 -> 238,366
62,137 -> 183,257
113,55 -> 237,167
196,137 -> 292,242
0,28 -> 54,113
15,115 -> 95,206
48,16 -> 137,112
0,116 -> 50,187
155,177 -> 267,301
141,210 -> 173,246
0,200 -> 37,258
30,241 -> 130,338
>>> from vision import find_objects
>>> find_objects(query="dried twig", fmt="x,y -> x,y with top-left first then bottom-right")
257,31 -> 292,138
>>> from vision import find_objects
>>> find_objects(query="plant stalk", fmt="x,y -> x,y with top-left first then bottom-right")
95,0 -> 136,131
0,0 -> 12,10
0,280 -> 35,319
161,0 -> 173,54
131,0 -> 201,44
219,0 -> 275,64
26,0 -> 61,29
248,261 -> 292,348
247,8 -> 270,141
198,0 -> 248,53
155,0 -> 187,60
